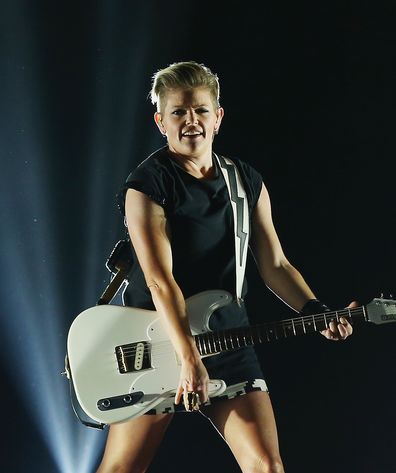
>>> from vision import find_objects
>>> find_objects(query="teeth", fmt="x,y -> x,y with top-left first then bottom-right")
183,131 -> 201,136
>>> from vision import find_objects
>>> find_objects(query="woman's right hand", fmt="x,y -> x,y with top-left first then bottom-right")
175,354 -> 209,411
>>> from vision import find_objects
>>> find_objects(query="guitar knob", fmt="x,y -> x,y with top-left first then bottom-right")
101,399 -> 111,408
123,395 -> 132,404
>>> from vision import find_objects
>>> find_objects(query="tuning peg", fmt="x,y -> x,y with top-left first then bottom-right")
380,292 -> 394,299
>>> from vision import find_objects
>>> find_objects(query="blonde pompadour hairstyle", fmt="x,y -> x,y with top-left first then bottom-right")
150,61 -> 220,112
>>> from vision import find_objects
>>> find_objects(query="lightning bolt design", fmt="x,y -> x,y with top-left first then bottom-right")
218,156 -> 248,266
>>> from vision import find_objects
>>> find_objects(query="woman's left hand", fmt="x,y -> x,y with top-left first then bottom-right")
320,301 -> 357,341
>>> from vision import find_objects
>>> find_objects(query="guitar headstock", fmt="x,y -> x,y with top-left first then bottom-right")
366,297 -> 396,325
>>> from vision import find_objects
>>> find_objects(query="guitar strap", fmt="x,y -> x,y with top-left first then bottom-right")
214,154 -> 249,305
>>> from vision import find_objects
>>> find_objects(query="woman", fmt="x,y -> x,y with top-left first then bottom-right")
97,61 -> 353,473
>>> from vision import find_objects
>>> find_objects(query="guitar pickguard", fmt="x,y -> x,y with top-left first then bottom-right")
67,289 -> 231,424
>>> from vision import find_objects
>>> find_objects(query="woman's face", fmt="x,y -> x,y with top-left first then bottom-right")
154,87 -> 224,160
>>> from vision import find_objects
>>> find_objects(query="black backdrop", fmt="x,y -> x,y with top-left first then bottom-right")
1,1 -> 395,472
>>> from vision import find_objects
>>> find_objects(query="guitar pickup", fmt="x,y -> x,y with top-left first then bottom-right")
97,392 -> 144,411
115,341 -> 151,373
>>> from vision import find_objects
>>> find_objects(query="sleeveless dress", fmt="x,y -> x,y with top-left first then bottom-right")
118,146 -> 268,413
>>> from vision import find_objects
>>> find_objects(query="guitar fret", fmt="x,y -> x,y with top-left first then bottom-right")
223,333 -> 228,350
282,322 -> 287,338
210,332 -> 216,353
215,333 -> 221,352
265,326 -> 270,342
212,333 -> 218,353
193,305 -> 374,358
211,333 -> 216,353
267,324 -> 278,341
245,327 -> 250,346
191,303 -> 378,360
207,333 -> 213,353
257,328 -> 262,344
247,327 -> 253,346
217,333 -> 223,352
283,323 -> 289,337
204,334 -> 210,354
249,328 -> 254,345
197,336 -> 203,355
202,335 -> 208,355
303,316 -> 314,333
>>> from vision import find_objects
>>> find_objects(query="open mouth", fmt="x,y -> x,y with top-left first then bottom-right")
182,130 -> 203,138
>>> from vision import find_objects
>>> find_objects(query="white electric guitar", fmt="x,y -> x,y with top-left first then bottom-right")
66,290 -> 396,425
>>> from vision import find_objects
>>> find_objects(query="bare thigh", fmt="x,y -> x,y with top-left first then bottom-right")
96,413 -> 173,473
202,391 -> 284,472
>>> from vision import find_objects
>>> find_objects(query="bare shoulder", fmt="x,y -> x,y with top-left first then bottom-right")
125,188 -> 166,222
252,182 -> 272,222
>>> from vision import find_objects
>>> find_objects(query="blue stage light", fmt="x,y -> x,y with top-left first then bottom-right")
0,156 -> 107,472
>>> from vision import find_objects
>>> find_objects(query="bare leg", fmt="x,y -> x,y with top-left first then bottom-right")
96,413 -> 173,473
202,391 -> 284,473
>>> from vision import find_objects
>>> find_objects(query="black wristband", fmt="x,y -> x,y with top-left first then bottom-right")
300,299 -> 331,315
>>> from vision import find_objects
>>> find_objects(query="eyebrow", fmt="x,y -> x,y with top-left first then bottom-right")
170,103 -> 209,109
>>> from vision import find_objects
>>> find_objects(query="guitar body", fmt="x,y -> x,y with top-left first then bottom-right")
67,290 -> 232,424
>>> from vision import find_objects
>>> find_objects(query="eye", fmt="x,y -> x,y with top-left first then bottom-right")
171,109 -> 186,116
196,107 -> 209,114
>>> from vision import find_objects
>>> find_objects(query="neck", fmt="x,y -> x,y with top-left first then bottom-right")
169,149 -> 215,179
193,306 -> 367,356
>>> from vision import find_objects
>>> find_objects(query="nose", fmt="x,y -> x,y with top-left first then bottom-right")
185,109 -> 198,125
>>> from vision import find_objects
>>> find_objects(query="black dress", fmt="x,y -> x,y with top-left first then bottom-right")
119,146 -> 268,413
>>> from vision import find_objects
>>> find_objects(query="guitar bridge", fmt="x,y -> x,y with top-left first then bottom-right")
115,341 -> 151,373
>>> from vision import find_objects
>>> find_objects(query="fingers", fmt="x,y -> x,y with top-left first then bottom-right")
346,300 -> 359,309
174,385 -> 183,405
174,379 -> 208,410
320,317 -> 353,341
320,300 -> 358,341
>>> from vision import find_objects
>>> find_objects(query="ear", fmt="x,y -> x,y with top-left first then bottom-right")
154,112 -> 166,136
214,107 -> 224,134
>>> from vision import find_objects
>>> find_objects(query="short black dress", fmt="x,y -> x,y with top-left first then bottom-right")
119,146 -> 268,413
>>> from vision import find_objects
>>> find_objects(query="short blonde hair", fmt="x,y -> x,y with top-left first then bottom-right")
150,61 -> 220,112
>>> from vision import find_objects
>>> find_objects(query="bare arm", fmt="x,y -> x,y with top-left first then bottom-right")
250,183 -> 316,312
250,183 -> 353,339
125,189 -> 208,405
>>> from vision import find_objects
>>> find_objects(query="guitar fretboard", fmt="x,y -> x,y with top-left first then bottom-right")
194,307 -> 367,356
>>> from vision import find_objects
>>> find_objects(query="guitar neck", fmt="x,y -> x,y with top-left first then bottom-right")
194,306 -> 368,356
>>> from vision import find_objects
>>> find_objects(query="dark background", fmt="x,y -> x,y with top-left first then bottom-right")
1,1 -> 395,472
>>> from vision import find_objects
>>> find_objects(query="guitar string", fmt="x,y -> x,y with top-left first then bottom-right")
116,308 -> 365,359
117,307 -> 364,357
117,307 -> 363,356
